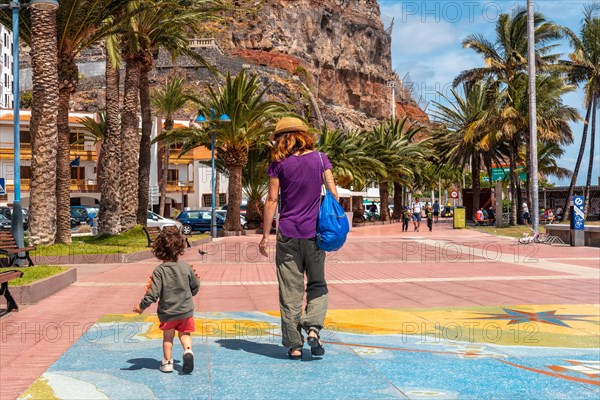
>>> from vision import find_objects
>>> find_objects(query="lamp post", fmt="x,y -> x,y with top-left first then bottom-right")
195,108 -> 231,238
1,0 -> 59,258
386,80 -> 395,120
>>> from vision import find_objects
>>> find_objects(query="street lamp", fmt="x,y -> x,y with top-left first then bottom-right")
195,108 -> 231,238
0,0 -> 59,258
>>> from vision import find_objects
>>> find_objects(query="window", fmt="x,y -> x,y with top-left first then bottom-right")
20,166 -> 32,180
71,167 -> 85,180
167,169 -> 179,182
20,130 -> 31,144
203,194 -> 212,207
219,194 -> 226,206
3,33 -> 7,47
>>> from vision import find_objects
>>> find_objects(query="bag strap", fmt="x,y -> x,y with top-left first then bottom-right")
318,152 -> 326,211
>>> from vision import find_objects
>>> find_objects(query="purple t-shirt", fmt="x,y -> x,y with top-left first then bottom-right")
267,151 -> 332,239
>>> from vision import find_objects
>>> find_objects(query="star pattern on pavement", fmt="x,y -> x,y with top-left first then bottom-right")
472,308 -> 597,328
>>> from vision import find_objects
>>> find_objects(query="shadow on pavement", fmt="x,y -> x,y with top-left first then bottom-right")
216,339 -> 319,361
121,358 -> 162,371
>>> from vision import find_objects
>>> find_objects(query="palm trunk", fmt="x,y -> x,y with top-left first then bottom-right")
28,8 -> 59,245
119,58 -> 142,231
525,133 -> 531,205
393,181 -> 402,220
564,101 -> 592,217
55,88 -> 72,244
584,96 -> 596,216
509,138 -> 518,225
98,57 -> 121,235
352,195 -> 364,223
245,197 -> 263,229
472,154 -> 481,221
158,118 -> 173,216
379,181 -> 390,221
223,164 -> 243,231
136,65 -> 152,225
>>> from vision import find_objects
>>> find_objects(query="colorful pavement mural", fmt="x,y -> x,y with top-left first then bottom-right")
20,305 -> 600,399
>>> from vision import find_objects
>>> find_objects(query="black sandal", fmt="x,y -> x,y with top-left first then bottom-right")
306,328 -> 325,356
288,348 -> 302,360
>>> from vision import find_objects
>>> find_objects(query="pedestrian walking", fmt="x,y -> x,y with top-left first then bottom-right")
401,206 -> 410,232
433,200 -> 440,223
133,227 -> 199,374
426,204 -> 433,231
259,117 -> 338,360
411,197 -> 422,232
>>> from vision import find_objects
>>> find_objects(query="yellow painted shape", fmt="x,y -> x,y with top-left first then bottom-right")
18,376 -> 58,400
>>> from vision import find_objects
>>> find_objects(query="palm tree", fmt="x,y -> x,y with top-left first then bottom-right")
27,7 -> 59,246
98,48 -> 122,235
364,118 -> 427,222
156,70 -> 287,231
526,141 -> 573,180
123,0 -> 226,226
455,7 -> 564,224
562,3 -> 600,216
432,81 -> 500,220
317,128 -> 384,222
242,147 -> 270,229
151,76 -> 196,216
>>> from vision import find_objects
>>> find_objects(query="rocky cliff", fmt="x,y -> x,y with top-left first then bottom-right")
210,0 -> 428,128
25,0 -> 427,129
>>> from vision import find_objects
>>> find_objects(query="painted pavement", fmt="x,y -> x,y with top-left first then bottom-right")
20,304 -> 600,399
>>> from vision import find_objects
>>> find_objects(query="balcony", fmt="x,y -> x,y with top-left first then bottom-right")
166,180 -> 194,193
6,179 -> 98,193
165,144 -> 194,164
0,142 -> 96,160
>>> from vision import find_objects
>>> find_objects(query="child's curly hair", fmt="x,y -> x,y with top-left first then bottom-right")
152,226 -> 187,262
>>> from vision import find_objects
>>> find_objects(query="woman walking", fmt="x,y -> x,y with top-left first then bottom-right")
259,117 -> 338,360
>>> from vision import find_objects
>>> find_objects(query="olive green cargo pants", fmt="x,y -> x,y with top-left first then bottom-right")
276,232 -> 328,349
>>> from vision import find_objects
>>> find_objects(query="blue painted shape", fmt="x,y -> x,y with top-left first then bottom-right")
0,178 -> 4,195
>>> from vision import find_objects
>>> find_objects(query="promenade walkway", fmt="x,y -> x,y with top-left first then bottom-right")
1,223 -> 599,399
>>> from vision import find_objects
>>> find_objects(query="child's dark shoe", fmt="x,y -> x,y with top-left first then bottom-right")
182,349 -> 194,374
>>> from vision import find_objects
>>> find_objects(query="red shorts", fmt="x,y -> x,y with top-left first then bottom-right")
159,316 -> 195,333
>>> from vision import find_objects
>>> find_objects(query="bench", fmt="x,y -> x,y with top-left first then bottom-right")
143,226 -> 191,248
0,231 -> 35,267
475,219 -> 494,226
0,269 -> 24,315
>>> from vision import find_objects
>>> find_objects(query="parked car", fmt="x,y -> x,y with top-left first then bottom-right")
213,209 -> 248,229
147,211 -> 182,230
221,202 -> 247,215
0,213 -> 11,230
71,205 -> 99,219
0,207 -> 29,230
177,210 -> 225,235
70,208 -> 91,228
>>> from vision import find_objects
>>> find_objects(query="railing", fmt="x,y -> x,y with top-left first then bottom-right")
166,180 -> 194,192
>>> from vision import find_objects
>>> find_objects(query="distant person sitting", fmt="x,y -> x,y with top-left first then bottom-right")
475,208 -> 485,224
368,202 -> 378,213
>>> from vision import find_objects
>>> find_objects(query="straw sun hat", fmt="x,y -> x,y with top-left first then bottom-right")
270,117 -> 309,141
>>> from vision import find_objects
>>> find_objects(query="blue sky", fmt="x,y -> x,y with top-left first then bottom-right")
379,0 -> 599,186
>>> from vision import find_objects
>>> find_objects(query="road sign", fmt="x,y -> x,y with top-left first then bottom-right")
450,191 -> 458,199
490,167 -> 526,182
573,196 -> 585,231
0,178 -> 5,195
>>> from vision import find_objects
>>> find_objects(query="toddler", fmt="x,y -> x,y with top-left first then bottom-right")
133,226 -> 199,374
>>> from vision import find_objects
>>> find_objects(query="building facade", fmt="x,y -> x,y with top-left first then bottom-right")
0,109 -> 227,216
0,25 -> 13,109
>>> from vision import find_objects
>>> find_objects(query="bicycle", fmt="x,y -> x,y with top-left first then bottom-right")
518,228 -> 550,244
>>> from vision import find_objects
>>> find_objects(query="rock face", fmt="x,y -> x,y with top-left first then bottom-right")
22,0 -> 428,129
213,0 -> 428,127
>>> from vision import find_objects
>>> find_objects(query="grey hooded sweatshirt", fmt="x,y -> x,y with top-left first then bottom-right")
139,261 -> 200,322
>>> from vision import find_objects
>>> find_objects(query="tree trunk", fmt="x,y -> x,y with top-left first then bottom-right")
136,65 -> 152,225
564,101 -> 592,218
28,8 -> 59,246
119,58 -> 142,231
98,57 -> 121,235
509,138 -> 518,225
352,195 -> 365,223
393,181 -> 402,220
525,132 -> 531,205
55,88 -> 72,244
379,181 -> 390,221
158,118 -> 173,216
223,164 -> 243,231
472,154 -> 481,221
584,97 -> 596,217
245,197 -> 263,229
